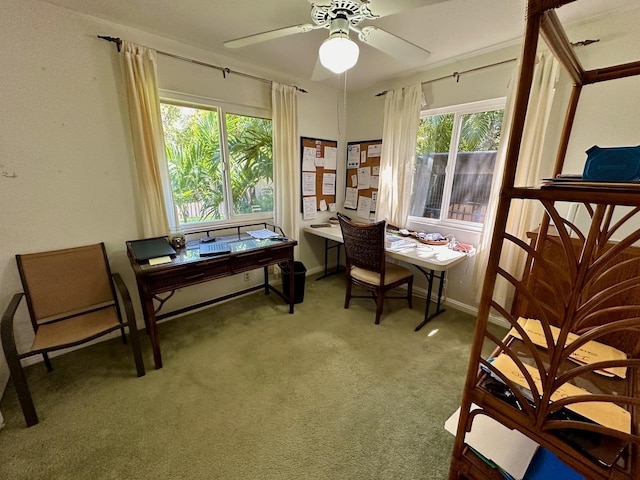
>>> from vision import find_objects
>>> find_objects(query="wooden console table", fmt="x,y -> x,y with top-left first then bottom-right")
127,230 -> 297,369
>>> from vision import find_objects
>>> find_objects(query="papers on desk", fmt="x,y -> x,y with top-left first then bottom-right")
247,228 -> 279,239
445,404 -> 539,480
385,236 -> 416,252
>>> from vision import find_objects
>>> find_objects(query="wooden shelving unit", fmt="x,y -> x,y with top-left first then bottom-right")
449,1 -> 640,479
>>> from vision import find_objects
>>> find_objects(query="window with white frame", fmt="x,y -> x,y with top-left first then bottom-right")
160,96 -> 273,229
408,98 -> 505,229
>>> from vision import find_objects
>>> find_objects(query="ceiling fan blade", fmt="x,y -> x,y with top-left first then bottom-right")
358,26 -> 430,65
224,24 -> 316,48
311,56 -> 332,81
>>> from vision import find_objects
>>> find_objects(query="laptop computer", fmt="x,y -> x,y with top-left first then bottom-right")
199,241 -> 231,257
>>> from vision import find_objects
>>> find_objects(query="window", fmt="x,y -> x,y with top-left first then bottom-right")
160,98 -> 273,228
408,98 -> 505,229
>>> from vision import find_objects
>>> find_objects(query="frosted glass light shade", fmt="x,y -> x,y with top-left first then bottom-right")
319,34 -> 359,74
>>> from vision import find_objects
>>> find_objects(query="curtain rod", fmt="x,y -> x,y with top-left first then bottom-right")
97,35 -> 308,93
374,38 -> 599,97
374,58 -> 517,97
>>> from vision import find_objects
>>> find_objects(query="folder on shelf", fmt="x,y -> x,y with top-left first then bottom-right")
521,448 -> 584,480
130,237 -> 176,262
445,404 -> 539,480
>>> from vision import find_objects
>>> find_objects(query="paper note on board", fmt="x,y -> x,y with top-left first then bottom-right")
303,196 -> 317,220
302,172 -> 316,196
357,196 -> 372,218
344,187 -> 357,209
368,144 -> 382,157
324,146 -> 337,170
322,172 -> 336,195
357,167 -> 371,190
302,147 -> 316,171
347,144 -> 360,168
319,199 -> 327,211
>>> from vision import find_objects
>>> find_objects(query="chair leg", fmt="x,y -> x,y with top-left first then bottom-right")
43,353 -> 52,372
344,277 -> 353,309
5,353 -> 39,427
375,290 -> 384,325
127,321 -> 146,377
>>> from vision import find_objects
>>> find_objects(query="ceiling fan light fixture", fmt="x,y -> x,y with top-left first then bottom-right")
319,33 -> 360,74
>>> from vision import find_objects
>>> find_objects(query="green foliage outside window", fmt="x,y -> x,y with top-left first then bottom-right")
161,104 -> 273,224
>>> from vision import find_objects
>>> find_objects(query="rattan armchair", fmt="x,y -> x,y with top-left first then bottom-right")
1,243 -> 145,427
337,213 -> 414,324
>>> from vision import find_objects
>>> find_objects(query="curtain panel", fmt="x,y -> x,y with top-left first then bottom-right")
473,52 -> 560,307
120,41 -> 178,237
271,83 -> 299,248
376,83 -> 422,228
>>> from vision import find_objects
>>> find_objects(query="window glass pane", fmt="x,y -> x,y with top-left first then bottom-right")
161,104 -> 227,224
226,113 -> 273,216
410,113 -> 454,219
447,110 -> 503,223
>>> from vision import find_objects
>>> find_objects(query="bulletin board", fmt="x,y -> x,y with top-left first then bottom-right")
344,139 -> 382,218
300,136 -> 338,219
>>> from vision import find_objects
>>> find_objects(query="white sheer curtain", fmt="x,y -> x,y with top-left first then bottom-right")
271,82 -> 299,246
473,51 -> 560,306
375,83 -> 422,227
120,41 -> 178,237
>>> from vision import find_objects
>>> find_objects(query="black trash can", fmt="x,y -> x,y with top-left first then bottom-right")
281,261 -> 307,304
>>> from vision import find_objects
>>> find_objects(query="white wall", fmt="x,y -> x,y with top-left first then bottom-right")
0,0 -> 342,395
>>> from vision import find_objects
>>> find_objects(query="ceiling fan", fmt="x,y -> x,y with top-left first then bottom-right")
224,0 -> 433,78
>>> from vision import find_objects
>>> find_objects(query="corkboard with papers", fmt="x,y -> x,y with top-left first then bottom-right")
300,136 -> 338,220
344,139 -> 382,219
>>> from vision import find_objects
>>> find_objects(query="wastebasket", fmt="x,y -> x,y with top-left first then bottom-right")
281,261 -> 307,304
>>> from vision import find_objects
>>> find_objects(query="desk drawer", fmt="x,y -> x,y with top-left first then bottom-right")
141,248 -> 293,293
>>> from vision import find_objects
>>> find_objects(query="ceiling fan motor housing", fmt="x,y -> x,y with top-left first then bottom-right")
311,0 -> 378,29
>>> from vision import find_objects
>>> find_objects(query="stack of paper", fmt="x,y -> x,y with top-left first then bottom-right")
445,404 -> 539,480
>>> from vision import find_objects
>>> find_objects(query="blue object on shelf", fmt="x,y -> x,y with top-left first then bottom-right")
583,145 -> 640,182
523,447 -> 585,480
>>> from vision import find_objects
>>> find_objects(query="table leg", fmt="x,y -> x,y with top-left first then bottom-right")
263,266 -> 269,295
315,239 -> 343,281
141,293 -> 163,369
414,268 -> 447,332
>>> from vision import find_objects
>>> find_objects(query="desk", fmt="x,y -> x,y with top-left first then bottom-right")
303,225 -> 467,331
127,235 -> 297,369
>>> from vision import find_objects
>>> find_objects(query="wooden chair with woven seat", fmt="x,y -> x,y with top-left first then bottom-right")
1,243 -> 145,427
337,213 -> 414,324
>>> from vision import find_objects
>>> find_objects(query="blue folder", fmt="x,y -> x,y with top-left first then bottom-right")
519,448 -> 584,480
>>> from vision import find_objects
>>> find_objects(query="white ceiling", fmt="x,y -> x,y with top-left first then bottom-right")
41,0 -> 640,91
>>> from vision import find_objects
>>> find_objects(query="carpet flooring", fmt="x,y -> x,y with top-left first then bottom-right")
0,273 -> 504,479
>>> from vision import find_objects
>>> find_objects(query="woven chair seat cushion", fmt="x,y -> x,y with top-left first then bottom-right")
351,263 -> 413,286
31,306 -> 121,352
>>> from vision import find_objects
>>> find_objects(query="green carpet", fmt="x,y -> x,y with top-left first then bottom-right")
0,273 -> 504,479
